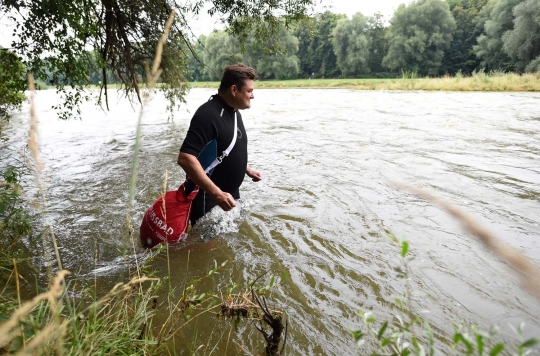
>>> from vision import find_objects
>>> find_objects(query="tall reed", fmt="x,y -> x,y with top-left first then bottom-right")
27,73 -> 63,279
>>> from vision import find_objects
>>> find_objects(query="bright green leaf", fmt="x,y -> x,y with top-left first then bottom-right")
377,321 -> 388,340
489,343 -> 504,356
520,338 -> 539,348
401,241 -> 409,257
476,334 -> 484,355
351,329 -> 363,341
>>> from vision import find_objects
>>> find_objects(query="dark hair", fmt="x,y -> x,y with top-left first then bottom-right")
218,63 -> 257,93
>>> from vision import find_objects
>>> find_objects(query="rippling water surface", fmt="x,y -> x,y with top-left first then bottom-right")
2,88 -> 540,354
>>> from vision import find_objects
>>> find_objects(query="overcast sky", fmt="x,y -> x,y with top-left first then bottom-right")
1,0 -> 412,48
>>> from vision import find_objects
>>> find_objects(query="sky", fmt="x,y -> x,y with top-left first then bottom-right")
0,0 -> 413,49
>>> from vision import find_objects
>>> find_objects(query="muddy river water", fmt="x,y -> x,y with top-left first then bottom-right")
2,88 -> 540,354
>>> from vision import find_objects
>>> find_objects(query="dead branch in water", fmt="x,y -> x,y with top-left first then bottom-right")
253,291 -> 287,356
219,290 -> 254,318
217,285 -> 286,356
392,182 -> 540,299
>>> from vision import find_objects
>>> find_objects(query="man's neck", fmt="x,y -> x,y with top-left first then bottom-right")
218,92 -> 237,111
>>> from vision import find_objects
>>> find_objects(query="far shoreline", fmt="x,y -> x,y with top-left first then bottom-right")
189,73 -> 540,92
40,72 -> 539,92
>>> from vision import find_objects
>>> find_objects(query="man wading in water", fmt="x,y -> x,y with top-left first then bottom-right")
177,63 -> 262,226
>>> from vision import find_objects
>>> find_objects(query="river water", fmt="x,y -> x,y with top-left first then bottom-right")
2,88 -> 540,354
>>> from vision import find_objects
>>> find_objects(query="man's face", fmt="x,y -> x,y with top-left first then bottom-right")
232,79 -> 254,110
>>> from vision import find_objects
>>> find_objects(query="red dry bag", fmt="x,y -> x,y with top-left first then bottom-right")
139,182 -> 199,248
140,110 -> 238,248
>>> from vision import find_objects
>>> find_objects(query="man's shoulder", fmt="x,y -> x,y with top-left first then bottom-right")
193,98 -> 222,119
195,98 -> 219,113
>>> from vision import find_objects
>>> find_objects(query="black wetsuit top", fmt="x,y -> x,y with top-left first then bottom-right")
180,94 -> 248,225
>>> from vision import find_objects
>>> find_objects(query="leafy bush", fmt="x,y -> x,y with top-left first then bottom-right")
351,240 -> 539,355
0,166 -> 33,251
0,49 -> 26,119
525,56 -> 540,73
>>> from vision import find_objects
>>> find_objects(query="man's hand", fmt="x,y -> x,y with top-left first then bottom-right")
213,191 -> 237,211
178,152 -> 237,212
246,166 -> 262,182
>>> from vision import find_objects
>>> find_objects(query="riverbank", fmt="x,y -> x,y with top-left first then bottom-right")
47,72 -> 540,92
191,72 -> 540,91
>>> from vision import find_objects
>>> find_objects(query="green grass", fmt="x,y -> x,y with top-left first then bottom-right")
0,255 -> 288,355
192,77 -> 396,89
191,72 -> 540,92
38,72 -> 540,93
0,165 -> 33,267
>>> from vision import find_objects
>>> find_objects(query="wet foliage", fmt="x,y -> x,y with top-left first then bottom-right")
351,239 -> 539,355
0,166 -> 32,265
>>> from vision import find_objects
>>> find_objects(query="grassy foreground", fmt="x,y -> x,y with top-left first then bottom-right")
191,72 -> 540,92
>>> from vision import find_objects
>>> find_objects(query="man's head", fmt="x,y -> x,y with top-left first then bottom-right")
218,63 -> 257,110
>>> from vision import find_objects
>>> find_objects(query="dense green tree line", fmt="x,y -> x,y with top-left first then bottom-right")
189,0 -> 540,81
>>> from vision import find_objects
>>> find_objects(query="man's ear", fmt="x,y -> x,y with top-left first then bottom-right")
230,84 -> 238,97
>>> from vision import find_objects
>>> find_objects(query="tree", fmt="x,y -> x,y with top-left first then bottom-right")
332,13 -> 371,77
248,27 -> 300,79
293,11 -> 345,78
331,12 -> 389,77
440,0 -> 488,75
203,31 -> 242,81
202,25 -> 300,80
473,0 -> 521,71
365,13 -> 389,74
0,49 -> 26,119
185,36 -> 208,82
525,57 -> 540,73
292,19 -> 315,77
1,0 -> 315,119
502,0 -> 540,72
382,0 -> 456,76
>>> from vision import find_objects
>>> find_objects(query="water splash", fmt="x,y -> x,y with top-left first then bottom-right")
86,252 -> 154,277
189,199 -> 252,242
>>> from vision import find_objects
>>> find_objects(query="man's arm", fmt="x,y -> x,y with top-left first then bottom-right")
246,165 -> 262,182
177,152 -> 236,211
